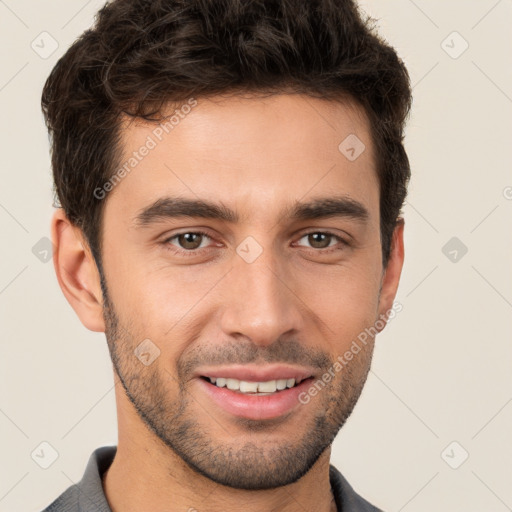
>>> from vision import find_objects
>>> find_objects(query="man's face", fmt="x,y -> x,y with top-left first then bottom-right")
98,94 -> 396,490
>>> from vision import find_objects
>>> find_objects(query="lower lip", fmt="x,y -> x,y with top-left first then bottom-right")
197,377 -> 314,421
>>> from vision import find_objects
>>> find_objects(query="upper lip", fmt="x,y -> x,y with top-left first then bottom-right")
195,364 -> 315,383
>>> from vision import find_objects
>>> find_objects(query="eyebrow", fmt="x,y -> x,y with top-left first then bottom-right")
134,195 -> 369,227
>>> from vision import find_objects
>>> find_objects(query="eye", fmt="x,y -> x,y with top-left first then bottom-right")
164,230 -> 216,255
295,231 -> 348,252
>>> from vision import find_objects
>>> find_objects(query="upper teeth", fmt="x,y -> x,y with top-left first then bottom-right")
209,377 -> 298,393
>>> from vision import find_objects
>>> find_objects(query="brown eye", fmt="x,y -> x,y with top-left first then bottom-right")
297,231 -> 344,250
176,232 -> 205,250
164,231 -> 213,254
306,232 -> 334,249
294,231 -> 350,254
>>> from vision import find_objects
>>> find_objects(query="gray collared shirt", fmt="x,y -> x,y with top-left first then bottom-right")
41,445 -> 383,511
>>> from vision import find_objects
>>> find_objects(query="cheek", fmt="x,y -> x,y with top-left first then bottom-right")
299,262 -> 381,347
110,265 -> 219,351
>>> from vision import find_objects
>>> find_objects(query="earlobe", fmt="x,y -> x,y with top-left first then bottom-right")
51,209 -> 106,332
376,218 -> 405,332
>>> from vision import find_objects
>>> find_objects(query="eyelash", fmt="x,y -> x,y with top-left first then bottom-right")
162,230 -> 349,257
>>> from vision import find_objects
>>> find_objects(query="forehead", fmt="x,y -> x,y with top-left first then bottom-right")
108,93 -> 379,225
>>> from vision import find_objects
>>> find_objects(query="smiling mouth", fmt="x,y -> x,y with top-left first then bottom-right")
199,376 -> 312,395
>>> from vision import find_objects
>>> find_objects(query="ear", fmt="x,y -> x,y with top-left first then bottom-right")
51,209 -> 106,332
376,218 -> 405,332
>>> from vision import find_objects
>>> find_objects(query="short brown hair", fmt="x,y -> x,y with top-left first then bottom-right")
42,0 -> 412,272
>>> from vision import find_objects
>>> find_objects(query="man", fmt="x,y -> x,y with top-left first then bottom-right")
41,0 -> 411,510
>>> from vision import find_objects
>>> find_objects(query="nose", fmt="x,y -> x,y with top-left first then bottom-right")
218,245 -> 304,347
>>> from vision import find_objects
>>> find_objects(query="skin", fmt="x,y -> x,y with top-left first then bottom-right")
52,93 -> 405,512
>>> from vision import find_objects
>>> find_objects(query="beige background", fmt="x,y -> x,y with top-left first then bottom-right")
1,1 -> 511,511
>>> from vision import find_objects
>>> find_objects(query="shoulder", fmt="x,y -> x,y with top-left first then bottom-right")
329,464 -> 384,512
39,446 -> 116,512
